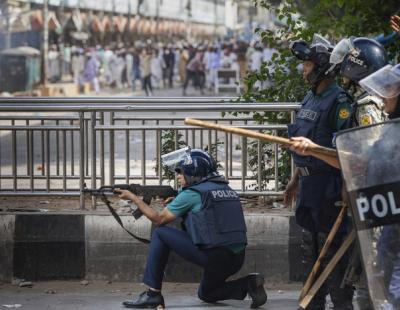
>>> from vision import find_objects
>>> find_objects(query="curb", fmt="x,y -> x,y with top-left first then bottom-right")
0,212 -> 302,283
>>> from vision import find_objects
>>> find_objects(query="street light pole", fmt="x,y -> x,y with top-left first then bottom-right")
214,0 -> 217,38
3,0 -> 11,49
156,0 -> 160,40
186,0 -> 192,41
42,0 -> 49,85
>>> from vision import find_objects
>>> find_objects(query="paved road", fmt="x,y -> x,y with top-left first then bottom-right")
0,281 -> 300,310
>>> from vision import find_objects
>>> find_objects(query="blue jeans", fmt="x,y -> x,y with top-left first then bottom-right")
143,226 -> 246,302
132,68 -> 141,91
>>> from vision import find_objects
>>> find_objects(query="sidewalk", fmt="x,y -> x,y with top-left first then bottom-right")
0,281 -> 300,310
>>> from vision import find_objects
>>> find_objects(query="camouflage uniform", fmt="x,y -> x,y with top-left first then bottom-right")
345,89 -> 386,310
350,88 -> 386,127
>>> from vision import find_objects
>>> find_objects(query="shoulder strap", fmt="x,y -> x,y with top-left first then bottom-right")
101,194 -> 150,244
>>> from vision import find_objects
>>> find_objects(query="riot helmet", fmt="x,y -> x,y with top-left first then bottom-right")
161,147 -> 218,186
331,37 -> 388,83
290,34 -> 335,86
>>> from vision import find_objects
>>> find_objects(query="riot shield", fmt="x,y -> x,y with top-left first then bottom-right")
336,118 -> 400,309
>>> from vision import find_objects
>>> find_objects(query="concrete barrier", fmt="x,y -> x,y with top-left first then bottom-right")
0,211 -> 302,284
0,215 -> 14,282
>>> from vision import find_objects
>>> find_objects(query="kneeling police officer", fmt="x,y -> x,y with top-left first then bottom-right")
116,147 -> 267,309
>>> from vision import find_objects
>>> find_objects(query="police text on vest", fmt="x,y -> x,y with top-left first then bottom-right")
211,190 -> 238,199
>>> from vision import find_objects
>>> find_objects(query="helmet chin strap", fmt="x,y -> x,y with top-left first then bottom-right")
308,72 -> 323,92
343,80 -> 358,93
308,67 -> 333,93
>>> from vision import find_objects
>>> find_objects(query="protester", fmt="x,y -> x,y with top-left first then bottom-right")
140,48 -> 153,96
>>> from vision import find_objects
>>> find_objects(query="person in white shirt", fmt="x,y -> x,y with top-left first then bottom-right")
151,49 -> 165,89
125,51 -> 133,88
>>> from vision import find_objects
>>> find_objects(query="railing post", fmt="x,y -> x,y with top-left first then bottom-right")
290,111 -> 296,178
79,112 -> 85,210
100,112 -> 105,186
257,135 -> 262,191
109,112 -> 115,185
91,112 -> 97,210
11,120 -> 17,191
141,120 -> 146,185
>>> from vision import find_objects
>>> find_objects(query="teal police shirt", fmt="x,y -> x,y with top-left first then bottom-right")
316,83 -> 352,131
167,189 -> 246,253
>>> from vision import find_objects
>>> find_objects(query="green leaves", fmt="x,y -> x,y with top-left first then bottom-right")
337,0 -> 345,8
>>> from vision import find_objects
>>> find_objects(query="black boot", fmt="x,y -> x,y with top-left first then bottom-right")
247,273 -> 268,308
123,290 -> 165,308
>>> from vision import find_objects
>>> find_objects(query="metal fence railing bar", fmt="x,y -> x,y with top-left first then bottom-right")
0,97 -> 300,209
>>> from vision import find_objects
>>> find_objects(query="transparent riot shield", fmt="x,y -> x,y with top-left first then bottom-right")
336,118 -> 400,309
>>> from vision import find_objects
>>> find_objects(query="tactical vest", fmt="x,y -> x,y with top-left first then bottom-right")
288,85 -> 344,171
182,181 -> 247,249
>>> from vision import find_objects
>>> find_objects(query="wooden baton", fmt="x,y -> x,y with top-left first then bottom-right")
184,118 -> 338,158
298,204 -> 348,301
299,230 -> 356,309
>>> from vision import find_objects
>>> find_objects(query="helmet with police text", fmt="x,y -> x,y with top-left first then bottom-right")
359,64 -> 400,99
290,34 -> 335,86
333,37 -> 388,83
161,147 -> 218,185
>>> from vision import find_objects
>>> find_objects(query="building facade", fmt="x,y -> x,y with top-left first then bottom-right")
0,0 -> 227,49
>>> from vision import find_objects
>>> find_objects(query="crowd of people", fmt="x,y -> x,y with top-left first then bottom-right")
46,40 -> 277,96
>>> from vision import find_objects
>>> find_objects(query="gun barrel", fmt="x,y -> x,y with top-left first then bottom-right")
82,188 -> 114,196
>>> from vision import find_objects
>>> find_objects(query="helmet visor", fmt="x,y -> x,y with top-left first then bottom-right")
311,34 -> 334,53
290,40 -> 312,61
161,146 -> 192,172
359,64 -> 400,98
330,38 -> 354,65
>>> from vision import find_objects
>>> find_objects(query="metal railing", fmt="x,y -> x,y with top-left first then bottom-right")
0,97 -> 300,209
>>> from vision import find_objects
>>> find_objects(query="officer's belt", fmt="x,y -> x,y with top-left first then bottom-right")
298,167 -> 335,177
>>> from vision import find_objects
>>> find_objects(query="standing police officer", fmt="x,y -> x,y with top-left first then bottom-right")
359,64 -> 400,308
116,148 -> 267,309
330,37 -> 388,127
284,34 -> 354,310
360,64 -> 400,119
328,37 -> 389,310
288,63 -> 400,309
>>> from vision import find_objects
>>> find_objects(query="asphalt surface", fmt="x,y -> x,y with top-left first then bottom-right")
0,281 -> 300,310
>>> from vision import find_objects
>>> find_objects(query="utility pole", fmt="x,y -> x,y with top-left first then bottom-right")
41,0 -> 49,85
137,0 -> 143,17
127,0 -> 131,43
155,0 -> 161,40
58,0 -> 65,43
3,0 -> 11,49
213,0 -> 217,38
186,0 -> 191,41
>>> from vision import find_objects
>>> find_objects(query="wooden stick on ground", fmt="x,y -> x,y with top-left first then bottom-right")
184,118 -> 338,158
299,204 -> 348,301
298,230 -> 356,309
